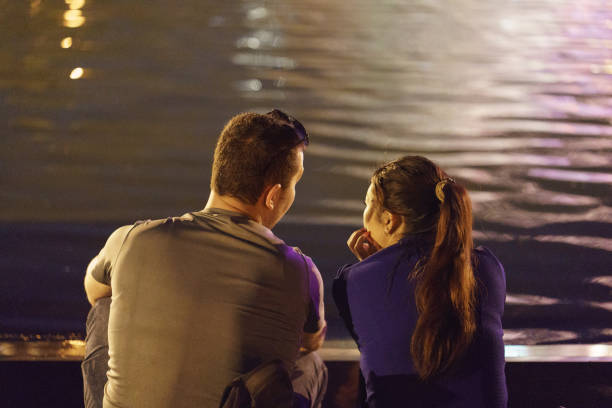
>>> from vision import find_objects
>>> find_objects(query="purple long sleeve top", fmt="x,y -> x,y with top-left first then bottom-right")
333,237 -> 508,408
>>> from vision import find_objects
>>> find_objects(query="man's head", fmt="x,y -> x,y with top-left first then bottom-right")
210,110 -> 309,227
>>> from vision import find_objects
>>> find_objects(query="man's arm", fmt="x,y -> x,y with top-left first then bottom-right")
301,321 -> 327,352
83,225 -> 132,305
84,257 -> 112,305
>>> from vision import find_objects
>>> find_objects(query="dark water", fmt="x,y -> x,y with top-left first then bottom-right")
1,0 -> 611,345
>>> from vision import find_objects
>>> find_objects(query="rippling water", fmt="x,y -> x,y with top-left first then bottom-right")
1,0 -> 611,344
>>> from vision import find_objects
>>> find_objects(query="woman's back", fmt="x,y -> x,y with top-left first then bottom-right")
333,241 -> 507,408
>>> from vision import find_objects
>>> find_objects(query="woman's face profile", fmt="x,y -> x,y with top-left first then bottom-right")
363,183 -> 386,247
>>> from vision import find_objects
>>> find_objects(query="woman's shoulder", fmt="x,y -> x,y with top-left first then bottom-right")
337,242 -> 417,279
474,246 -> 505,276
473,246 -> 506,306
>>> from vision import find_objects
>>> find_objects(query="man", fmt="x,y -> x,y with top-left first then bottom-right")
82,110 -> 327,408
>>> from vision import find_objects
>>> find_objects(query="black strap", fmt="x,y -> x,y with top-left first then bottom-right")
218,359 -> 294,408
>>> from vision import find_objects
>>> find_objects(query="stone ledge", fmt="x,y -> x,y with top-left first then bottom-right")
2,339 -> 612,362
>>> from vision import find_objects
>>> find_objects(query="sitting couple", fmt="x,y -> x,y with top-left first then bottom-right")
83,110 -> 507,408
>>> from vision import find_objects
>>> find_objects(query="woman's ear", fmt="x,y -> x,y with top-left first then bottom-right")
382,210 -> 392,234
264,184 -> 282,210
385,211 -> 403,234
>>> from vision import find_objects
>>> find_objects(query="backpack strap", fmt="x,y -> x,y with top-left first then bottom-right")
218,359 -> 294,408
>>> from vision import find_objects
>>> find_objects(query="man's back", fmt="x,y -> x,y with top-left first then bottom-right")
102,209 -> 311,408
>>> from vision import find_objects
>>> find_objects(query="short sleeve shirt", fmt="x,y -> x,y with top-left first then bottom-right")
89,209 -> 325,408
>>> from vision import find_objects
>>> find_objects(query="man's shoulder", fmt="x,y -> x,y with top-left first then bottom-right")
193,210 -> 292,254
278,245 -> 308,269
119,212 -> 311,267
124,213 -> 207,236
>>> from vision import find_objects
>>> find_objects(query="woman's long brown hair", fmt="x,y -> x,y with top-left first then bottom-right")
371,156 -> 476,380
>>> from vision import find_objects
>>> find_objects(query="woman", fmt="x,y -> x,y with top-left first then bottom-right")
333,156 -> 507,408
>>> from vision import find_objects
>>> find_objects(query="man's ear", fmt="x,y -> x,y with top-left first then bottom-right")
264,184 -> 283,210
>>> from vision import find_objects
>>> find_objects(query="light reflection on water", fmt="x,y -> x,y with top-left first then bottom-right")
1,0 -> 611,343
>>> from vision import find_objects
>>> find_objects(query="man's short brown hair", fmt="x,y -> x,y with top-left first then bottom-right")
211,110 -> 309,204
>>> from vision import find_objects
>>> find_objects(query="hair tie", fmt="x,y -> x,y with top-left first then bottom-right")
435,177 -> 455,203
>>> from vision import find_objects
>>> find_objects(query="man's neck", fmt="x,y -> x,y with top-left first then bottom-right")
204,191 -> 263,225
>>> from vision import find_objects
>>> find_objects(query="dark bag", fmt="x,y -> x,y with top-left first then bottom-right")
219,359 -> 295,408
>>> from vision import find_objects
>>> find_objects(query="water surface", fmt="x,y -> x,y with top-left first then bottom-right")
2,0 -> 611,344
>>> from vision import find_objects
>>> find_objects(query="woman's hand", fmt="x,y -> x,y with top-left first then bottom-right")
347,228 -> 382,261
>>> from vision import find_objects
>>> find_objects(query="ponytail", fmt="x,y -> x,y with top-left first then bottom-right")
371,156 -> 477,380
410,180 -> 476,380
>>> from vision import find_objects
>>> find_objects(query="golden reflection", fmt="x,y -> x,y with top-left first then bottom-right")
30,0 -> 42,15
70,67 -> 84,80
236,37 -> 261,50
66,0 -> 86,9
66,339 -> 85,347
61,37 -> 73,49
247,7 -> 268,20
235,79 -> 262,92
232,53 -> 296,69
64,9 -> 85,28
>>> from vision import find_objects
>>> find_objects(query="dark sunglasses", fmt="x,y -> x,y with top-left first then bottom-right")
266,109 -> 309,147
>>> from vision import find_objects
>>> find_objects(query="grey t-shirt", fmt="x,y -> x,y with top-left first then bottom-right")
89,208 -> 325,408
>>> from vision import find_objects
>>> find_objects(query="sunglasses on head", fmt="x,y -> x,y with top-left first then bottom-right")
261,109 -> 309,176
266,109 -> 309,147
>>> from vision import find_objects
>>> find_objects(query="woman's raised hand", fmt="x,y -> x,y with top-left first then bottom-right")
347,228 -> 382,261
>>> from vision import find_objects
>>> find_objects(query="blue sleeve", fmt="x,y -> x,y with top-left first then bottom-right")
332,264 -> 360,346
303,254 -> 326,334
475,247 -> 508,408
